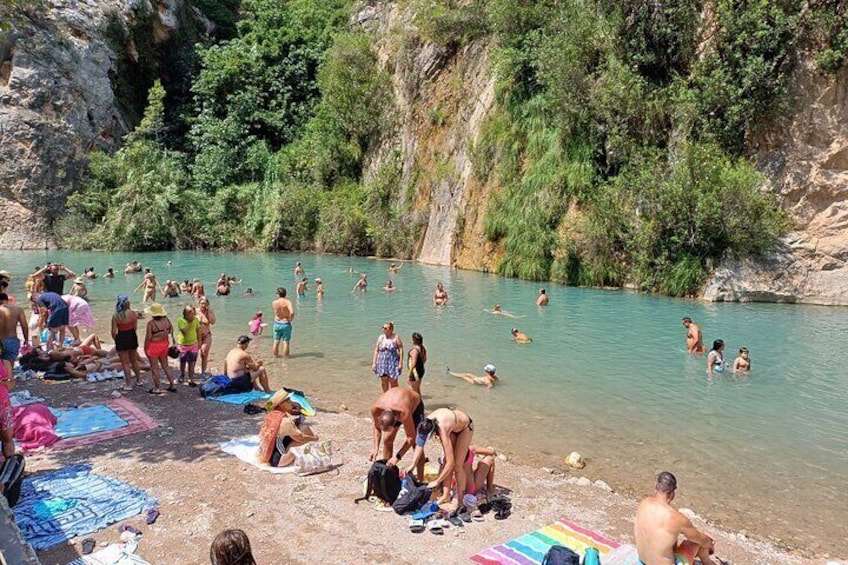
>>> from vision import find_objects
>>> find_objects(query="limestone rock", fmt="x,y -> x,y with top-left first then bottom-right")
593,480 -> 612,492
575,477 -> 591,487
705,62 -> 848,305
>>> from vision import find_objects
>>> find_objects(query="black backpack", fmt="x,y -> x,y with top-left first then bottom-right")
0,454 -> 26,507
354,460 -> 402,504
392,476 -> 432,514
542,546 -> 581,565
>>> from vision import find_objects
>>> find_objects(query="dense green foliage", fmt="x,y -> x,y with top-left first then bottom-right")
60,0 -> 845,294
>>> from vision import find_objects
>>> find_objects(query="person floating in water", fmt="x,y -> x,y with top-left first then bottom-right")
732,347 -> 750,373
536,288 -> 549,306
487,304 -> 518,318
682,317 -> 706,353
511,327 -> 531,343
706,339 -> 725,375
383,279 -> 395,292
635,471 -> 718,565
449,364 -> 499,389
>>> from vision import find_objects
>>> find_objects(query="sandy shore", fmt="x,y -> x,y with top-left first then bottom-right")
15,376 -> 840,565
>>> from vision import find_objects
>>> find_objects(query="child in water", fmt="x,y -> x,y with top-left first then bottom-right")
248,311 -> 267,337
733,347 -> 751,373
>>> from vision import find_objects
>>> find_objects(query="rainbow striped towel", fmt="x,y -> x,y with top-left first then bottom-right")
471,519 -> 620,565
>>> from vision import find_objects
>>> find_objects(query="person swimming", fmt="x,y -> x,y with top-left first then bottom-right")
487,304 -> 518,318
449,364 -> 499,389
511,328 -> 531,343
383,279 -> 395,292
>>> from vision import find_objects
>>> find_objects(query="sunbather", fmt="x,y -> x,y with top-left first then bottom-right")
256,391 -> 318,468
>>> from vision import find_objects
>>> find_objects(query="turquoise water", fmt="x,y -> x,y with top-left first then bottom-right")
2,250 -> 846,553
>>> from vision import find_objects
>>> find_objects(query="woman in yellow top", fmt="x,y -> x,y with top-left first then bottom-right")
177,305 -> 200,386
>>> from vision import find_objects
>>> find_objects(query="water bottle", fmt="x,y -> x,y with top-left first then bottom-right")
583,547 -> 601,565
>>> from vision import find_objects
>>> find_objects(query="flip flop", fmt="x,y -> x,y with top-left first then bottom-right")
121,386 -> 134,392
188,381 -> 198,387
81,538 -> 96,555
166,386 -> 178,393
409,518 -> 425,533
118,524 -> 142,536
458,509 -> 472,523
428,519 -> 444,535
470,509 -> 485,522
147,388 -> 164,396
372,499 -> 394,512
494,507 -> 512,520
145,507 -> 159,525
448,515 -> 464,527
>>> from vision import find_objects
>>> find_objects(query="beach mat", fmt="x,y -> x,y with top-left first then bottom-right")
471,518 -> 619,565
13,464 -> 157,551
66,543 -> 152,565
51,405 -> 128,439
207,390 -> 271,405
219,435 -> 296,474
23,398 -> 158,455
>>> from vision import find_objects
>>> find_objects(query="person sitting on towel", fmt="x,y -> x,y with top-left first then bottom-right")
256,390 -> 318,468
223,335 -> 271,393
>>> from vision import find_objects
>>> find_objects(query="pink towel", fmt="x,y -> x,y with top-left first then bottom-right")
13,403 -> 60,450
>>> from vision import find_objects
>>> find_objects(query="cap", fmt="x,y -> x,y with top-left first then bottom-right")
237,335 -> 252,345
511,328 -> 518,334
483,364 -> 496,374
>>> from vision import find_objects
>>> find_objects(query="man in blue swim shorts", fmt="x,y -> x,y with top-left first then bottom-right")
271,287 -> 295,358
0,293 -> 28,362
36,292 -> 69,351
635,472 -> 717,565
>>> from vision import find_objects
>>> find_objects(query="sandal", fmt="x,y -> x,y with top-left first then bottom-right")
428,519 -> 445,535
121,386 -> 134,392
409,518 -> 425,533
81,538 -> 96,555
188,380 -> 198,387
448,515 -> 464,527
470,509 -> 485,522
166,386 -> 178,393
147,388 -> 164,396
457,508 -> 472,523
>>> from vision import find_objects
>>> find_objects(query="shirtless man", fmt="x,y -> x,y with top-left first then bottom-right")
0,293 -> 28,363
294,261 -> 305,279
511,327 -> 532,343
271,287 -> 295,358
369,387 -> 425,479
682,317 -> 706,353
296,278 -> 308,298
536,288 -> 549,306
223,335 -> 272,393
635,472 -> 716,565
163,279 -> 181,298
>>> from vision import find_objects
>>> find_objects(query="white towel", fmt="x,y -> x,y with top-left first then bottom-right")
219,435 -> 296,474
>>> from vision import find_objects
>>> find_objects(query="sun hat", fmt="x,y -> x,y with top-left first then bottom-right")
0,270 -> 12,279
144,303 -> 167,317
483,364 -> 496,374
265,390 -> 292,411
237,335 -> 252,345
74,277 -> 84,284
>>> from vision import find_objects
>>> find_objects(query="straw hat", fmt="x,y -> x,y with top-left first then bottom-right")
265,390 -> 292,411
74,277 -> 84,284
144,303 -> 167,317
0,270 -> 11,279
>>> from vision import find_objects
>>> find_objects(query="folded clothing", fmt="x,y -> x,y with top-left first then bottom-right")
13,404 -> 60,450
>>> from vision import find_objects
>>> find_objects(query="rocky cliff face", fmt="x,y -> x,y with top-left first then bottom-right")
0,0 -> 184,249
703,62 -> 848,305
359,2 -> 497,267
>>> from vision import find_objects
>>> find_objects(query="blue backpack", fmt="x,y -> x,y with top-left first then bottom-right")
542,546 -> 580,565
200,375 -> 231,398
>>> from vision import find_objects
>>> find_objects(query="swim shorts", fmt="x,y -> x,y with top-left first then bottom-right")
412,400 -> 425,429
230,374 -> 253,393
1,337 -> 20,361
145,340 -> 169,358
273,321 -> 292,342
179,343 -> 198,362
46,306 -> 69,329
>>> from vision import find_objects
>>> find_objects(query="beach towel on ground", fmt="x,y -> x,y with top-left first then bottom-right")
50,405 -> 128,439
13,464 -> 157,551
471,518 -> 619,565
219,435 -> 296,474
208,390 -> 271,405
67,543 -> 152,565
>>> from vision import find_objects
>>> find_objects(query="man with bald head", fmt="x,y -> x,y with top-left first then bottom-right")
369,387 -> 424,480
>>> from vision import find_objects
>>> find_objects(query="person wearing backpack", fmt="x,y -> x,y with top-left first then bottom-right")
369,388 -> 425,480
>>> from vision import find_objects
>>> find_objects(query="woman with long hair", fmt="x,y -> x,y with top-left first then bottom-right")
197,297 -> 216,375
210,529 -> 257,565
406,332 -> 427,395
372,322 -> 403,393
111,294 -> 141,392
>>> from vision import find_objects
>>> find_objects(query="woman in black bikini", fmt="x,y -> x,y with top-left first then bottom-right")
407,332 -> 427,395
406,407 -> 474,510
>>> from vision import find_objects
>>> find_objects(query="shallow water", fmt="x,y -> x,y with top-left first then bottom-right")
3,250 -> 846,554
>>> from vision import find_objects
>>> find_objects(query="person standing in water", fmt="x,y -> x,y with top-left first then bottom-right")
294,261 -> 305,280
536,288 -> 549,306
635,471 -> 717,565
732,347 -> 750,373
314,278 -> 324,299
433,282 -> 449,306
706,339 -> 725,375
406,332 -> 427,394
682,317 -> 706,353
372,322 -> 403,392
272,287 -> 295,358
352,273 -> 367,293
